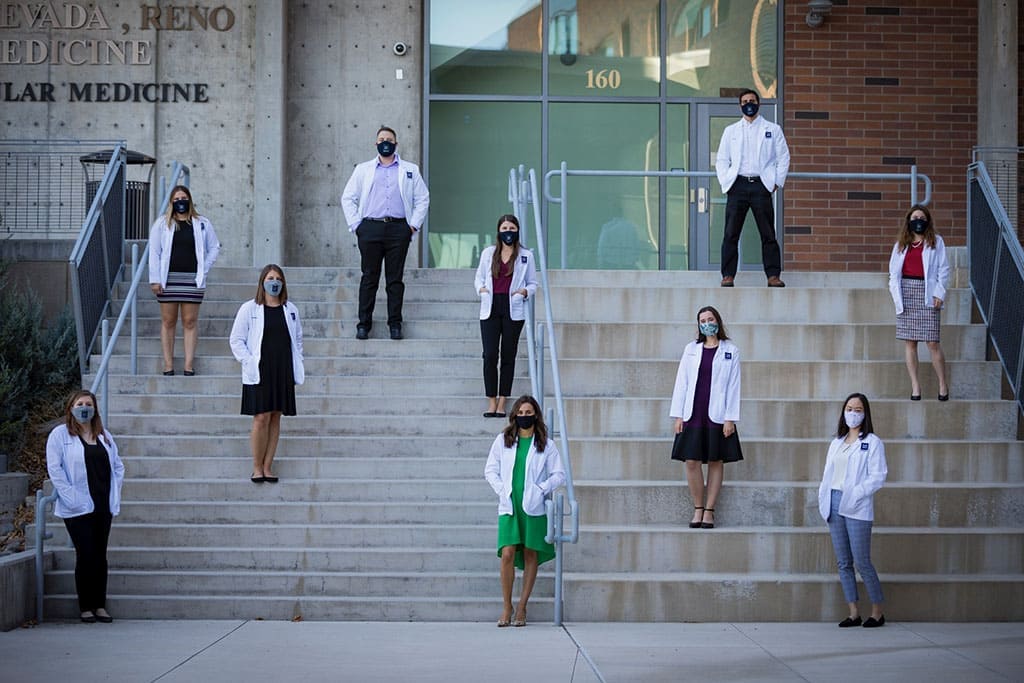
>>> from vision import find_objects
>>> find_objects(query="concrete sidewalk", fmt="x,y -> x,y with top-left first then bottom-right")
1,620 -> 1020,682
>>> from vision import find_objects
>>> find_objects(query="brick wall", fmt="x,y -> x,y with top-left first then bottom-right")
782,0 -> 977,271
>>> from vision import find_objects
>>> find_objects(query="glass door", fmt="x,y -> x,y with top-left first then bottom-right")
691,102 -> 780,271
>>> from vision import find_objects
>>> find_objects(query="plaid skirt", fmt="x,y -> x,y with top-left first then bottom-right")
156,271 -> 205,304
896,278 -> 940,342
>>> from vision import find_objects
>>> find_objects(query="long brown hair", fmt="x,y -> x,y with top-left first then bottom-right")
163,184 -> 199,228
501,395 -> 548,451
254,264 -> 288,305
896,204 -> 936,251
64,389 -> 108,445
490,214 -> 521,280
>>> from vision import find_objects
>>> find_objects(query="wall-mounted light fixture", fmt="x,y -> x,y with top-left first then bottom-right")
806,0 -> 833,28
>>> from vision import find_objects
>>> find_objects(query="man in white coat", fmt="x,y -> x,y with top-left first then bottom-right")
716,88 -> 790,288
341,126 -> 430,340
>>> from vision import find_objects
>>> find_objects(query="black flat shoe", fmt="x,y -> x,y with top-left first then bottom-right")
700,508 -> 715,529
938,393 -> 949,401
183,369 -> 196,376
910,394 -> 921,401
163,370 -> 174,376
862,615 -> 886,628
689,507 -> 704,529
94,611 -> 113,624
263,475 -> 279,483
838,616 -> 862,627
250,474 -> 266,483
80,612 -> 97,623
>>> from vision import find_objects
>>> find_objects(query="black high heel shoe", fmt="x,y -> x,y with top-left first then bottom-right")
688,507 -> 704,529
700,508 -> 715,529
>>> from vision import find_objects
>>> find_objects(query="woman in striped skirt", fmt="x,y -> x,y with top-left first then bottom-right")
887,205 -> 950,401
148,185 -> 220,376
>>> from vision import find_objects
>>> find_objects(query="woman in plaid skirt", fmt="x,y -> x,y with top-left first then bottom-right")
887,205 -> 950,401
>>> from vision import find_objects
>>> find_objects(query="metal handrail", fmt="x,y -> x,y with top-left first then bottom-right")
89,162 -> 190,424
34,489 -> 58,622
543,164 -> 932,268
967,161 -> 1024,413
508,165 -> 580,626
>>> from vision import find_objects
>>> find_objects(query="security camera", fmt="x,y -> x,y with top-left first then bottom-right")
393,42 -> 408,56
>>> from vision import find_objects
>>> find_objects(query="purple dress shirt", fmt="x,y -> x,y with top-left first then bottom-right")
362,158 -> 406,220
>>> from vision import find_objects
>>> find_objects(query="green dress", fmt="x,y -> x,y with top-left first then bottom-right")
496,436 -> 556,569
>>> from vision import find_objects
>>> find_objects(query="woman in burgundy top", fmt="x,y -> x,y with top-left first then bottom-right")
887,205 -> 950,401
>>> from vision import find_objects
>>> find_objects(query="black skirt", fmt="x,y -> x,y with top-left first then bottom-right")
671,424 -> 744,464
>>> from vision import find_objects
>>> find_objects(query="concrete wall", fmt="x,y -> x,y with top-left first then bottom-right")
0,550 -> 47,631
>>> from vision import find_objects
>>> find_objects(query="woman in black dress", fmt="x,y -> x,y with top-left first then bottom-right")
148,185 -> 220,375
229,265 -> 305,483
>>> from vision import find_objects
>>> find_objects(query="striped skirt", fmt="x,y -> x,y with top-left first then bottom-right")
896,278 -> 940,342
156,271 -> 205,304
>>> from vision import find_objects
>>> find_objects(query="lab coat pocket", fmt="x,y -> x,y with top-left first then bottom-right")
241,357 -> 260,384
479,291 -> 492,320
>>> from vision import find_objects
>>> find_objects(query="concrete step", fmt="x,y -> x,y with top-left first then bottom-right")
98,318 -> 485,340
45,569 -> 547,598
542,287 -> 973,324
567,437 -> 1024,483
109,434 -> 496,458
118,478 -> 495,502
87,375 -> 507,398
111,299 -> 478,321
561,573 -> 1023,621
121,456 -> 485,480
101,336 -> 506,358
123,281 -> 474,304
41,593 -> 554,621
108,414 -> 501,437
110,501 -> 496,525
576,481 -> 1024,527
564,526 -> 1024,574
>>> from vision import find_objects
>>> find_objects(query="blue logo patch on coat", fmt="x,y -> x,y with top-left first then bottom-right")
521,255 -> 527,263
724,352 -> 732,360
290,312 -> 296,320
765,131 -> 772,138
406,171 -> 413,178
861,442 -> 869,451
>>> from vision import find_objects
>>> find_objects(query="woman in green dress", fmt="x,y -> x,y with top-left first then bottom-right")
484,395 -> 566,627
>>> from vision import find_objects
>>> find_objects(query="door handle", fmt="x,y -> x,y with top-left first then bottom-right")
697,187 -> 707,214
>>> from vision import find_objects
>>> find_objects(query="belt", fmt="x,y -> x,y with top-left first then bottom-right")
740,175 -> 761,183
366,216 -> 407,223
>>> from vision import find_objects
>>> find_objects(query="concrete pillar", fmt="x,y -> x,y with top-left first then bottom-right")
253,0 -> 288,267
978,0 -> 1019,229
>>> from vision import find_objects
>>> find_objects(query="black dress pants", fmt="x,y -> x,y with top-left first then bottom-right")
721,178 -> 782,278
480,293 -> 525,398
357,218 -> 412,328
63,509 -> 113,612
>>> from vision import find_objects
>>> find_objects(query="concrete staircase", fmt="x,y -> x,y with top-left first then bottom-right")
35,265 -> 1024,621
552,269 -> 1024,621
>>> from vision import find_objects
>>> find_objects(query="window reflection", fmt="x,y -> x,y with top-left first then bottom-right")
666,0 -> 777,97
430,0 -> 543,95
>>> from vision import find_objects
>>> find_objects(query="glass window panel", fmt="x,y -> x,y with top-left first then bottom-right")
665,104 -> 690,270
548,103 -> 659,269
427,102 -> 541,268
548,0 -> 661,97
666,0 -> 778,98
430,0 -> 543,95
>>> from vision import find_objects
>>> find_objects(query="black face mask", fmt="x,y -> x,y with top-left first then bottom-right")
909,219 -> 928,234
172,198 -> 190,215
741,101 -> 759,117
499,230 -> 519,246
515,414 -> 536,430
376,140 -> 396,157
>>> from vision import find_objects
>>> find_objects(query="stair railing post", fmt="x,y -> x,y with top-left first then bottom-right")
130,243 -> 138,375
101,319 -> 109,424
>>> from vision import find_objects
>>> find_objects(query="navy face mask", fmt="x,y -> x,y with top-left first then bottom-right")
499,230 -> 519,245
376,140 -> 396,157
910,219 -> 928,234
172,198 -> 190,215
741,101 -> 759,117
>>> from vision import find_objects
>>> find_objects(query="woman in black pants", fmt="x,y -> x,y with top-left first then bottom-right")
46,390 -> 125,623
474,215 -> 538,418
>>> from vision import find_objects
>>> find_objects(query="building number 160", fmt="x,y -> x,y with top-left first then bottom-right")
585,69 -> 621,89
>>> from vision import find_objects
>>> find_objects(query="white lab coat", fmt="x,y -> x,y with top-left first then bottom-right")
46,424 -> 125,519
818,433 -> 887,522
716,116 -> 790,194
229,299 -> 306,386
669,339 -> 741,424
484,433 -> 566,517
887,235 -> 949,315
147,215 -> 221,289
340,154 -> 430,231
473,246 -> 539,321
